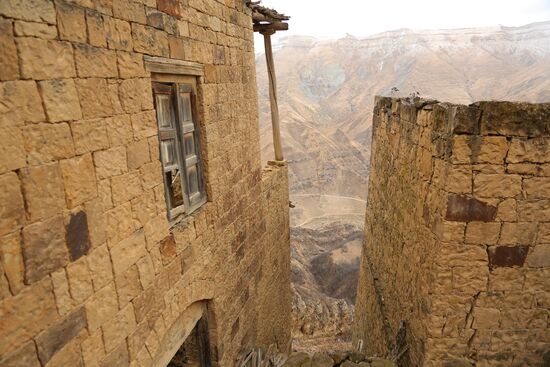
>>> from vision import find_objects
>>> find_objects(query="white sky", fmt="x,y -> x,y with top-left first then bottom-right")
253,0 -> 550,44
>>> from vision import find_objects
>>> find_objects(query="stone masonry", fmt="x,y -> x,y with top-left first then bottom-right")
353,97 -> 550,366
0,0 -> 291,366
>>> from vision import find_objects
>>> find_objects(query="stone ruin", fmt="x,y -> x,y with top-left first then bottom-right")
354,97 -> 550,366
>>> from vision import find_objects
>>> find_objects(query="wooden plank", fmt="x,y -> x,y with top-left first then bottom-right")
144,56 -> 204,76
253,22 -> 288,33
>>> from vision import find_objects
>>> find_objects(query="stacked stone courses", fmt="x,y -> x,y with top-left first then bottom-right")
0,0 -> 291,366
353,97 -> 550,366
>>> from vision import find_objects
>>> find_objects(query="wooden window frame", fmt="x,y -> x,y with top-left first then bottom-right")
152,78 -> 207,220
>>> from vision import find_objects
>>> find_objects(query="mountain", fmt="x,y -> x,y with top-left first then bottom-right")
255,21 -> 550,347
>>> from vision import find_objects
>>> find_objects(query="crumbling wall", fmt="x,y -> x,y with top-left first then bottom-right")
353,97 -> 550,366
0,0 -> 291,366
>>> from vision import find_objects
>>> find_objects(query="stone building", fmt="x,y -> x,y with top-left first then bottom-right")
0,0 -> 291,366
354,97 -> 550,366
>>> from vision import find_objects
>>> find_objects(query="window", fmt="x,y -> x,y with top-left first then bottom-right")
153,81 -> 206,219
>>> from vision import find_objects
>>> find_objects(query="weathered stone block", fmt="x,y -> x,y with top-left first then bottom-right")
0,231 -> 24,295
20,162 -> 66,222
17,38 -> 76,80
526,244 -> 550,267
60,154 -> 97,207
99,340 -> 129,367
0,126 -> 25,174
524,177 -> 550,199
35,307 -> 87,365
51,268 -> 74,316
0,172 -> 25,237
132,23 -> 170,57
445,194 -> 497,222
518,200 -> 550,222
0,277 -> 57,356
23,123 -> 75,165
496,198 -> 517,222
0,0 -> 56,23
98,178 -> 113,212
93,146 -> 128,180
106,114 -> 134,145
111,171 -> 143,205
465,222 -> 500,244
136,255 -> 155,289
71,118 -> 110,154
14,20 -> 57,39
106,202 -> 140,244
0,340 -> 41,367
169,36 -> 186,59
127,139 -> 151,170
127,320 -> 151,360
160,234 -> 177,264
0,80 -> 45,126
157,0 -> 182,17
114,264 -> 142,307
119,78 -> 149,113
472,307 -> 500,329
131,110 -> 157,139
144,213 -> 169,250
56,1 -> 87,43
110,231 -> 147,276
75,44 -> 118,78
447,165 -> 471,194
0,18 -> 19,81
451,136 -> 508,164
500,222 -> 537,245
488,246 -> 529,268
38,79 -> 82,123
146,9 -> 165,30
81,329 -> 105,367
103,303 -> 137,354
113,0 -> 146,23
507,137 -> 550,164
86,9 -> 107,47
474,174 -> 522,198
117,51 -> 147,78
85,282 -> 119,331
22,215 -> 69,283
87,244 -> 113,291
105,17 -> 133,51
66,211 -> 92,261
75,78 -> 114,119
479,101 -> 550,137
84,199 -> 107,248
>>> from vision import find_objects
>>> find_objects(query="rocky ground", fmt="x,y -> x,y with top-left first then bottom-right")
282,351 -> 396,367
289,220 -> 363,348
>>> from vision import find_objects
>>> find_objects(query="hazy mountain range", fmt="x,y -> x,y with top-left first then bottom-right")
255,20 -> 550,343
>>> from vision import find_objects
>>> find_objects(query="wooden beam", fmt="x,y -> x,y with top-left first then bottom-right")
253,22 -> 288,33
262,31 -> 284,161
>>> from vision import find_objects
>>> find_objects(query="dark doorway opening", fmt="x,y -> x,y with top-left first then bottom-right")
168,316 -> 212,367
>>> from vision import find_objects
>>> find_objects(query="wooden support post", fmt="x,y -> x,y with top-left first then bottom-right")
261,29 -> 284,161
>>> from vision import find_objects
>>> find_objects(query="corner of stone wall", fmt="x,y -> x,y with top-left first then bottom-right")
355,96 -> 550,366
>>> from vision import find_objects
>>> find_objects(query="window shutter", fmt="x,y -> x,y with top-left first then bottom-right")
153,82 -> 187,217
176,84 -> 206,210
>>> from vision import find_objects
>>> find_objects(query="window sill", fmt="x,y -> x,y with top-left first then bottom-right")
168,199 -> 209,231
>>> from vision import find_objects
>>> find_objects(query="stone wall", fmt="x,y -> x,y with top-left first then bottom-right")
0,0 -> 291,366
353,97 -> 550,366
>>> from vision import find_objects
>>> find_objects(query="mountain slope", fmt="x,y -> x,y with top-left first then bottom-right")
255,21 -> 550,347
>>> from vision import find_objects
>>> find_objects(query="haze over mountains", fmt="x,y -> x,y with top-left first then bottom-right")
255,20 -> 550,342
